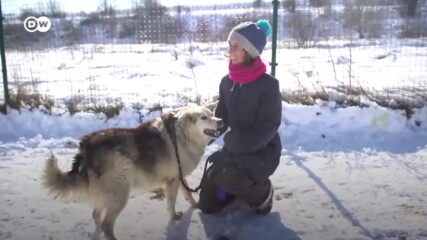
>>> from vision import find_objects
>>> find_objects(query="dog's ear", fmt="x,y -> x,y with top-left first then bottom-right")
171,107 -> 182,117
203,101 -> 218,112
172,111 -> 180,120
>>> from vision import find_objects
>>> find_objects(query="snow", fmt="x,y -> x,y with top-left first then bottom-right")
1,22 -> 427,240
1,96 -> 427,239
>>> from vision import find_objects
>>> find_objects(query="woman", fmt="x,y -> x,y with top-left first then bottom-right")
197,19 -> 282,215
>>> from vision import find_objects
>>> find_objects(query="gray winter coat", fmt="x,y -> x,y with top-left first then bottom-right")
210,73 -> 282,182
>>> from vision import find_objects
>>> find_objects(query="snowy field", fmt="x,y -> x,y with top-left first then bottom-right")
2,38 -> 427,108
1,37 -> 427,239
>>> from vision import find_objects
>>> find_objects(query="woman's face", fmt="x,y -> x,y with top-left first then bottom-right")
227,40 -> 245,64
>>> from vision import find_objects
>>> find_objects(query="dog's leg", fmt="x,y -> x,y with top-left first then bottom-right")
181,178 -> 197,208
92,208 -> 104,228
91,228 -> 102,240
101,199 -> 128,240
165,178 -> 182,219
101,184 -> 130,240
90,208 -> 103,240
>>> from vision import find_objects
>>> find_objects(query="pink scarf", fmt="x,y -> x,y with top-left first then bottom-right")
228,57 -> 267,84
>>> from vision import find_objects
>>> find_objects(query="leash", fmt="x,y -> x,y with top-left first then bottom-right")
163,114 -> 210,193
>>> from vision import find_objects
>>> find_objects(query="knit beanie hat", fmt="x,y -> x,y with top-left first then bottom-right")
227,19 -> 272,58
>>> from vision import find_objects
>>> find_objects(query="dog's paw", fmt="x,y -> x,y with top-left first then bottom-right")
90,228 -> 102,240
171,211 -> 183,220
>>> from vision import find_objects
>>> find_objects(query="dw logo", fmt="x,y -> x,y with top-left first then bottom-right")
24,16 -> 51,32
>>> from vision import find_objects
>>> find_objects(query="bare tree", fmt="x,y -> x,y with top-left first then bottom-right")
194,16 -> 213,42
133,0 -> 167,18
397,0 -> 419,18
253,0 -> 263,8
309,0 -> 330,7
98,0 -> 115,16
286,11 -> 319,48
341,0 -> 384,39
283,0 -> 296,13
175,5 -> 182,15
47,0 -> 65,18
133,0 -> 168,43
407,0 -> 418,17
343,0 -> 366,38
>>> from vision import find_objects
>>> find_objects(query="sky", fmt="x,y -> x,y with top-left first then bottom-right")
2,0 -> 254,14
0,5 -> 427,239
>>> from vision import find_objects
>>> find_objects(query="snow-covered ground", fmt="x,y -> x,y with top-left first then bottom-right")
1,99 -> 427,240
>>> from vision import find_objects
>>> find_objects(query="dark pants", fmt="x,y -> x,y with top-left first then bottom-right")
197,161 -> 271,214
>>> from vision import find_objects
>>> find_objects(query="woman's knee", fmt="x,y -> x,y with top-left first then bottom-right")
209,164 -> 254,192
197,182 -> 226,214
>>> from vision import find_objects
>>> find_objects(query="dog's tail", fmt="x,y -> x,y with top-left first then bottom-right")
42,151 -> 88,201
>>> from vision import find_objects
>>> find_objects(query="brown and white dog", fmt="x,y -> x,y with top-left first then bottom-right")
42,105 -> 222,240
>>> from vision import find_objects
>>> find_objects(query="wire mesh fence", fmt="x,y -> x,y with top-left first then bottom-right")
0,0 -> 426,115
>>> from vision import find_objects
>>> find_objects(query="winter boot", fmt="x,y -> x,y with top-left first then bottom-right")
254,181 -> 274,215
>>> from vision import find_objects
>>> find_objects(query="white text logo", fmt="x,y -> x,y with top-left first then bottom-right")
24,16 -> 51,32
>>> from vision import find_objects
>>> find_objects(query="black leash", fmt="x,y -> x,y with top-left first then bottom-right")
163,114 -> 210,193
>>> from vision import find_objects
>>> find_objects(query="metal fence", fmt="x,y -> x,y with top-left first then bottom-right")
1,0 -> 427,114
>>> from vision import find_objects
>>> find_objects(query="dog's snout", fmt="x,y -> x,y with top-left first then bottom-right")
217,119 -> 223,128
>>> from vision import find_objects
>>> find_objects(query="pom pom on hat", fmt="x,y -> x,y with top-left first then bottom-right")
256,19 -> 272,38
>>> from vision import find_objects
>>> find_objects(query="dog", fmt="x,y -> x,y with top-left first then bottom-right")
42,105 -> 222,240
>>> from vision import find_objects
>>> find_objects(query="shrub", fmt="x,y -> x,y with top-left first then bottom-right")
285,11 -> 319,48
